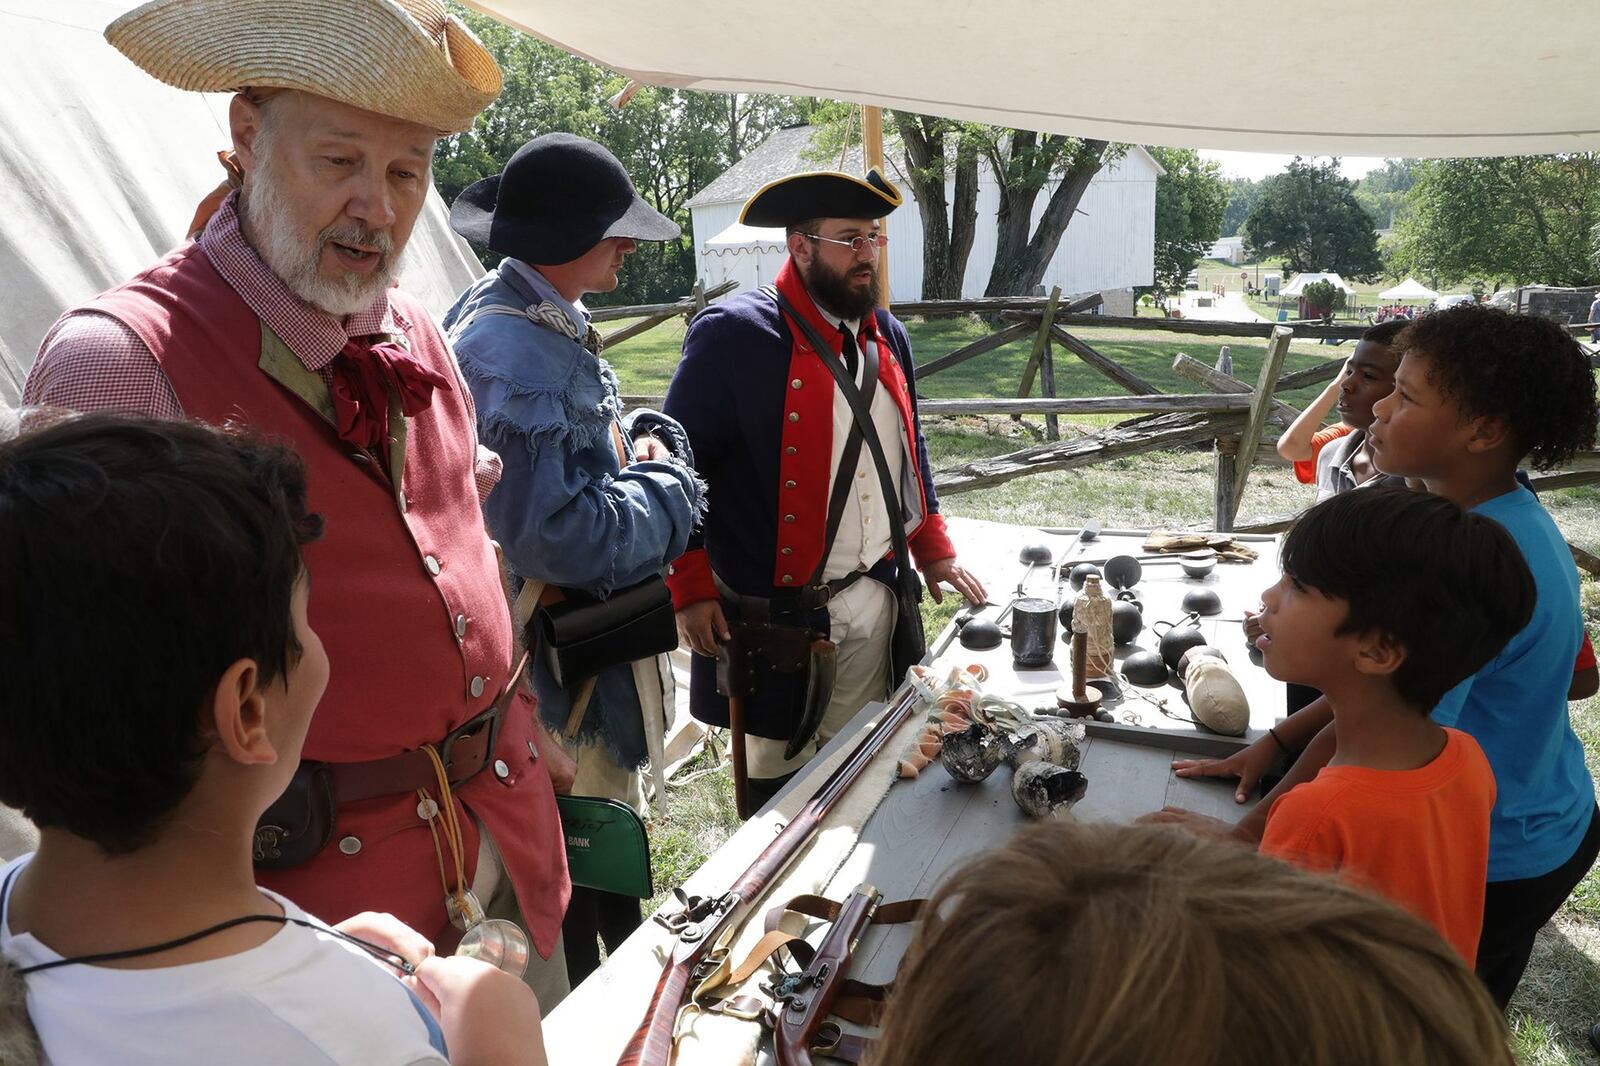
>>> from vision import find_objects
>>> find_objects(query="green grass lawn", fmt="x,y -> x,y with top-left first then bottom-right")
625,315 -> 1600,1064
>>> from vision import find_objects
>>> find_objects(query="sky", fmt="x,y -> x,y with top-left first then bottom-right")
1197,151 -> 1387,181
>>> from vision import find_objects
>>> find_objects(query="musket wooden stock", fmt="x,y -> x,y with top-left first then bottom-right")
618,684 -> 921,1066
773,884 -> 882,1066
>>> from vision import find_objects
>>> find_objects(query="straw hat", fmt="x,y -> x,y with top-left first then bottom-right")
104,0 -> 502,133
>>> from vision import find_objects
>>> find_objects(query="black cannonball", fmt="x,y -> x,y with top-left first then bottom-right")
959,619 -> 1004,650
1058,599 -> 1074,631
1121,649 -> 1170,687
1069,563 -> 1102,590
1181,588 -> 1223,616
1111,600 -> 1144,644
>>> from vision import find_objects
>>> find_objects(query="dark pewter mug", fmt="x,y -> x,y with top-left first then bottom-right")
1011,597 -> 1058,668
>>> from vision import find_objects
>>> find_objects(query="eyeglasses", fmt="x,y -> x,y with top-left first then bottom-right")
803,232 -> 888,254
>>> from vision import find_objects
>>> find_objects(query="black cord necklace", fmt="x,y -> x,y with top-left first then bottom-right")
1,867 -> 414,977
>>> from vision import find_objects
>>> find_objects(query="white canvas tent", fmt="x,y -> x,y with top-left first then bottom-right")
1379,278 -> 1441,301
464,0 -> 1600,158
1280,273 -> 1359,298
0,0 -> 484,406
697,221 -> 787,293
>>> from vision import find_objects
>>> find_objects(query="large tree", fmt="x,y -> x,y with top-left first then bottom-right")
1241,158 -> 1382,279
1389,155 -> 1600,288
892,114 -> 980,300
1140,147 -> 1228,298
980,133 -> 1115,296
1220,176 -> 1261,238
433,4 -> 811,304
1353,159 -> 1417,229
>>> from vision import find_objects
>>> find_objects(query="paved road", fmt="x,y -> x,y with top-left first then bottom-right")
1176,289 -> 1267,323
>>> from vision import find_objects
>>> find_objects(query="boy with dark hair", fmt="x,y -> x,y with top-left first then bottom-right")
1253,488 -> 1534,962
1171,304 -> 1600,1007
0,415 -> 546,1065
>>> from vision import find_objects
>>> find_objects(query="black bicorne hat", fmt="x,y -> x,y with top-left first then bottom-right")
450,132 -> 680,265
739,167 -> 903,228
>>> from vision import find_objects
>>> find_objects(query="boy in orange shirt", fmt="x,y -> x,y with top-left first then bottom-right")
1252,487 -> 1535,963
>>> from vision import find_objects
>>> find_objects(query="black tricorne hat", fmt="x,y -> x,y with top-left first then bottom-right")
450,133 -> 680,265
739,167 -> 903,228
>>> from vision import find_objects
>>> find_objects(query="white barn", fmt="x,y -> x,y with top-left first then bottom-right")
687,126 -> 1161,314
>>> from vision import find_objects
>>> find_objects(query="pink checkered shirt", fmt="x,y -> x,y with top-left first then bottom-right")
24,194 -> 502,501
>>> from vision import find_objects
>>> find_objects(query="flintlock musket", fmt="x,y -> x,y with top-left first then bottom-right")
771,883 -> 882,1066
617,682 -> 923,1066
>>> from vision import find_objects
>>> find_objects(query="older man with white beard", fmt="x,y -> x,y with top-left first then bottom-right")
23,0 -> 578,1008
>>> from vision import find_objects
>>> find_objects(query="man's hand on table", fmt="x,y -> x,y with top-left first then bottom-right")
677,600 -> 730,657
921,558 -> 985,606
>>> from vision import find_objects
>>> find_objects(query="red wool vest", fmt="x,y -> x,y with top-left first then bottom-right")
91,244 -> 569,953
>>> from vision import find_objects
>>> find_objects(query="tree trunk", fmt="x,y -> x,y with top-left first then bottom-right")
895,114 -> 979,300
985,138 -> 1108,296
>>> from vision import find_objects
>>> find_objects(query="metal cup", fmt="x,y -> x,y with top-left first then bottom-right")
1011,597 -> 1058,668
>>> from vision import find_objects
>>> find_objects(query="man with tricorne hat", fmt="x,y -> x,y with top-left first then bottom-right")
443,133 -> 703,986
664,169 -> 985,811
23,0 -> 575,1005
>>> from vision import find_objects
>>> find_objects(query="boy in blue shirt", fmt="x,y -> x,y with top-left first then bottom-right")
0,415 -> 546,1064
1171,304 -> 1599,1008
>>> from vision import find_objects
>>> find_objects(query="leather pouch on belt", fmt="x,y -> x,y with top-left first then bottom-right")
253,761 -> 335,870
715,623 -> 838,759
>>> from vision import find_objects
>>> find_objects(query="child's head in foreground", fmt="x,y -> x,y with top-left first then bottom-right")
0,413 -> 325,856
868,820 -> 1513,1066
1372,303 -> 1598,479
1257,487 -> 1534,710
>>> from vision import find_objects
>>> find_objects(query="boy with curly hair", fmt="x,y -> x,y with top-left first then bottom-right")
1170,304 -> 1600,1007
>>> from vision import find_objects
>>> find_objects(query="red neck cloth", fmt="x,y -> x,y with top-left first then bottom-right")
329,338 -> 453,455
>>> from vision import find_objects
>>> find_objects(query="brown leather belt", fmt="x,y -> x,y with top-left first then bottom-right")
328,654 -> 526,806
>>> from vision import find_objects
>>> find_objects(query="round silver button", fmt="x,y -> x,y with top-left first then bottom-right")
470,676 -> 486,698
397,490 -> 409,513
781,574 -> 794,584
790,378 -> 803,389
787,412 -> 800,423
424,555 -> 441,576
493,759 -> 510,780
454,613 -> 468,638
784,480 -> 796,489
338,836 -> 362,855
350,452 -> 371,465
417,798 -> 439,821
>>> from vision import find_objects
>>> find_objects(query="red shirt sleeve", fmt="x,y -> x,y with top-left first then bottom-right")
1292,423 -> 1355,484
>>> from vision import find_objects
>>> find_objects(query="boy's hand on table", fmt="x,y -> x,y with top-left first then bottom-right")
334,911 -> 435,969
1138,806 -> 1259,844
1172,736 -> 1277,804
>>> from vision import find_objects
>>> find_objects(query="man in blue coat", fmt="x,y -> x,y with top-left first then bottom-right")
665,168 -> 984,810
444,133 -> 703,988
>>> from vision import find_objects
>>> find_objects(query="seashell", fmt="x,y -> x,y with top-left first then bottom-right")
897,760 -> 920,779
1012,762 -> 1089,818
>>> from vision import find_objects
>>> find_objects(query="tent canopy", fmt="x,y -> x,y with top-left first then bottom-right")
703,221 -> 787,254
0,0 -> 483,406
464,0 -> 1599,157
1280,273 -> 1358,298
1378,278 -> 1440,301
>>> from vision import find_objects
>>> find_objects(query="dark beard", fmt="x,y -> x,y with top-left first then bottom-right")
801,255 -> 880,321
